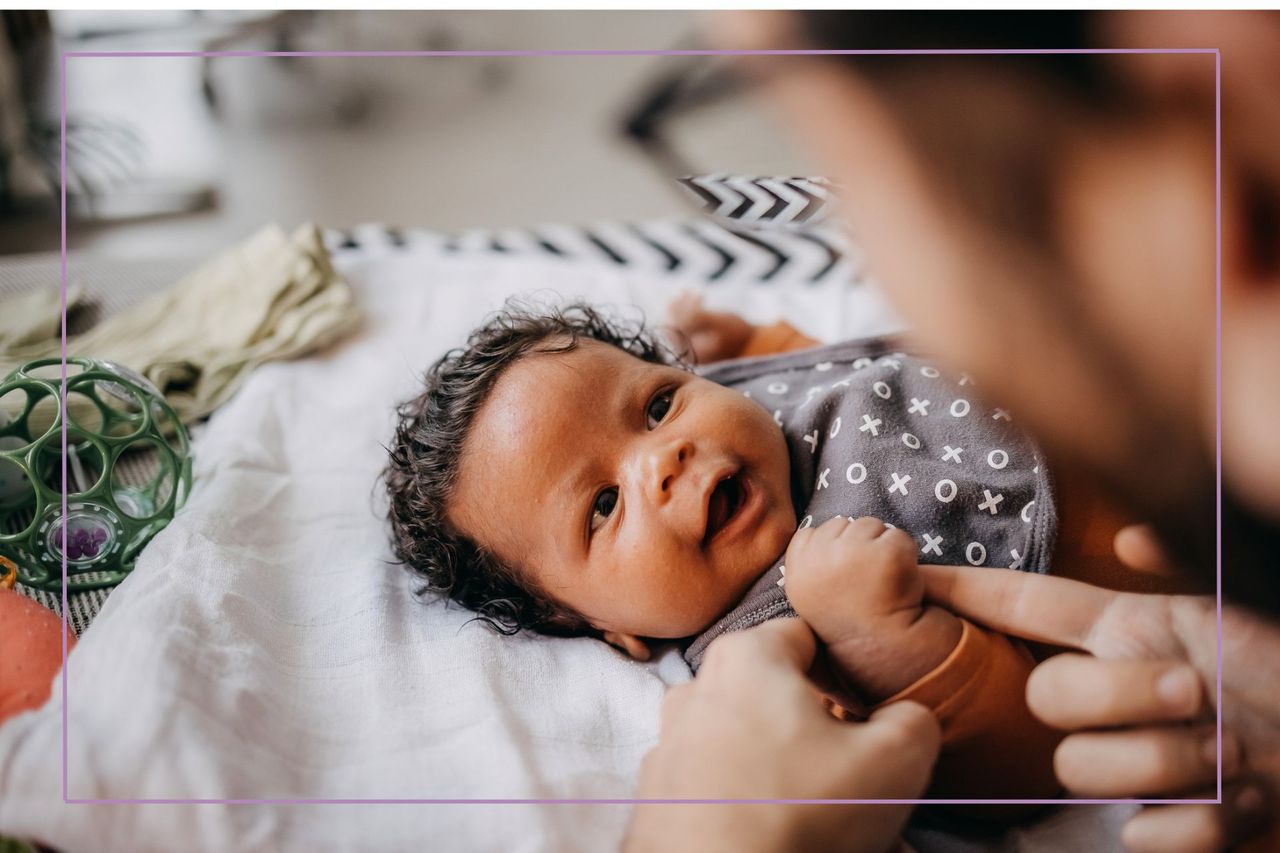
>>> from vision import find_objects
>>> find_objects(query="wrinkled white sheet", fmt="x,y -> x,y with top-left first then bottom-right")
0,245 -> 904,851
0,243 -> 1129,852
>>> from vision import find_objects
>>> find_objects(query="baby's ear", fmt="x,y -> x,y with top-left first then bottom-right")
602,631 -> 652,662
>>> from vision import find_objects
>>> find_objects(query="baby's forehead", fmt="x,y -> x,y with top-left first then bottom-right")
541,336 -> 659,370
521,338 -> 672,393
468,341 -> 655,449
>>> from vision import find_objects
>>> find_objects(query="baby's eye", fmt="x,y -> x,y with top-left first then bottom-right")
646,389 -> 674,429
590,487 -> 618,533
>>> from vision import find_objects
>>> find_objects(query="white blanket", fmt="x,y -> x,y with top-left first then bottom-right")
0,244 -> 909,851
0,242 -> 1132,852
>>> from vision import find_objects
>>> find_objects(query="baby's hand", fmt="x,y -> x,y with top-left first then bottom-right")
784,516 -> 924,638
784,516 -> 960,704
665,292 -> 755,364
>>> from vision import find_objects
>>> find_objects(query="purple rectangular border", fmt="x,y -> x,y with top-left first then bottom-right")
57,47 -> 1223,808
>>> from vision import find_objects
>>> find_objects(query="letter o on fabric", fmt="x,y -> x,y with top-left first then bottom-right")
935,479 -> 957,503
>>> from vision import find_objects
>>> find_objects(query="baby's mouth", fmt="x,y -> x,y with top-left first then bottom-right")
703,473 -> 746,546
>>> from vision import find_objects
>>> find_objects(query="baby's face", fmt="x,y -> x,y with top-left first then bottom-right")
449,339 -> 796,641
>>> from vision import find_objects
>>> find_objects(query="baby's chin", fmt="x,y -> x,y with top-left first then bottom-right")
696,551 -> 789,634
631,592 -> 761,641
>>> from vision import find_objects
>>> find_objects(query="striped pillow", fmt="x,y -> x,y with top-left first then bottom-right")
677,175 -> 836,228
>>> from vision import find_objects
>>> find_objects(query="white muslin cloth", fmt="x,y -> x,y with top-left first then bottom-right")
0,242 -> 903,852
2,237 -> 1130,852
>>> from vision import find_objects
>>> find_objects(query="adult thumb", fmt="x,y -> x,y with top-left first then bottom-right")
854,701 -> 942,798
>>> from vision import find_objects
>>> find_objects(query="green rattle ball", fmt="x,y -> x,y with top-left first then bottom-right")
0,357 -> 192,592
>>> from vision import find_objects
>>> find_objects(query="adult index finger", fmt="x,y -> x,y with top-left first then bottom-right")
919,564 -> 1119,652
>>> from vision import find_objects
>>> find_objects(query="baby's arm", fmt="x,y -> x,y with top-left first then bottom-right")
785,517 -> 1062,799
784,517 -> 961,704
666,293 -> 818,364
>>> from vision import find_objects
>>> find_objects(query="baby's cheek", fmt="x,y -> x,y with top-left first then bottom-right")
756,505 -> 798,567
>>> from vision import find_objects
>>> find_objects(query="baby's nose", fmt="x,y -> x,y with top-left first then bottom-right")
647,439 -> 693,503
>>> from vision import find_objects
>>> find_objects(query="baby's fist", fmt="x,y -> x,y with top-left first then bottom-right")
665,292 -> 755,364
783,516 -> 925,646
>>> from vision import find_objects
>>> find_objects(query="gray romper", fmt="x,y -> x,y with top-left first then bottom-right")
683,338 -> 1057,671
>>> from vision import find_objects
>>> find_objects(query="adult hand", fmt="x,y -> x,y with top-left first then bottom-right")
920,554 -> 1280,853
625,618 -> 940,853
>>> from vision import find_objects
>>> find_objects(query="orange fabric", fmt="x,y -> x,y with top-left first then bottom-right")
874,618 -> 1062,799
0,587 -> 76,725
738,320 -> 820,358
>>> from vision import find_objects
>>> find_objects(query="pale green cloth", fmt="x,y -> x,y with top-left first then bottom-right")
0,224 -> 361,424
0,283 -> 84,350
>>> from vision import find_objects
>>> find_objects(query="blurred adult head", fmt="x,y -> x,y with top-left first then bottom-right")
718,10 -> 1280,606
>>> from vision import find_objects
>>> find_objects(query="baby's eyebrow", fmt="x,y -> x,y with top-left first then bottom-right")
561,461 -> 593,508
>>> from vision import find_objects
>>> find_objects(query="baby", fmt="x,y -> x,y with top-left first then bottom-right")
385,299 -> 1070,800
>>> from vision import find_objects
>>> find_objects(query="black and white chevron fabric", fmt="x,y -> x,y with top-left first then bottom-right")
677,175 -> 836,228
324,218 -> 860,286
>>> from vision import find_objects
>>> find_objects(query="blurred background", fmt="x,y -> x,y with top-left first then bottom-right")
0,9 -> 811,259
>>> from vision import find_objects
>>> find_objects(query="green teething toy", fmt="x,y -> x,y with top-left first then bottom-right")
0,357 -> 192,592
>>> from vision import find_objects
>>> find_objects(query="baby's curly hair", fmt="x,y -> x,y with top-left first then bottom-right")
385,300 -> 683,636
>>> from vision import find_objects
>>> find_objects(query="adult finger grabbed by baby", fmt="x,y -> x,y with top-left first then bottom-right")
918,563 -> 1117,651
